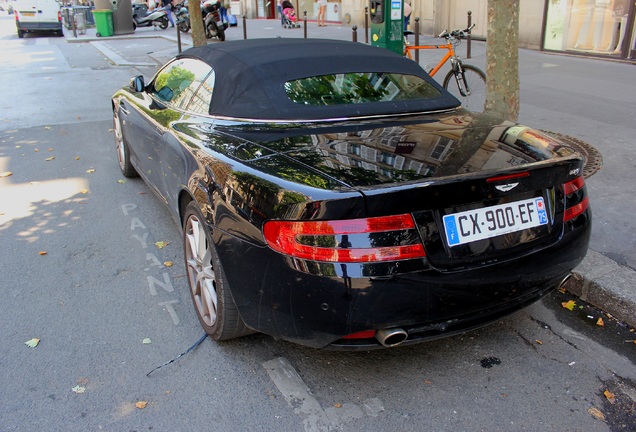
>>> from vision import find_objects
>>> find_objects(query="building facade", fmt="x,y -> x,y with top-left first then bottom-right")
236,0 -> 636,61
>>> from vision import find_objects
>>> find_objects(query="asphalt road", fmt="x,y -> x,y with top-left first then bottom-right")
0,14 -> 635,432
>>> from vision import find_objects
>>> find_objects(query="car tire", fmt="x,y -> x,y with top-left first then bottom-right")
113,109 -> 139,178
17,29 -> 24,38
183,202 -> 252,341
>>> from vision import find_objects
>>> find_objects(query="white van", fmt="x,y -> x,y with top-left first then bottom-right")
14,0 -> 63,38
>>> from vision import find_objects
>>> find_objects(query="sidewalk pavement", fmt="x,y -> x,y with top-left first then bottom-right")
64,20 -> 636,330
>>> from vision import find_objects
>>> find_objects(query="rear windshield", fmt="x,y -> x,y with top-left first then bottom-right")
285,72 -> 442,106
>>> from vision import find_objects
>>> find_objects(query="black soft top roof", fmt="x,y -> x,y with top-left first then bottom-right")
176,38 -> 460,120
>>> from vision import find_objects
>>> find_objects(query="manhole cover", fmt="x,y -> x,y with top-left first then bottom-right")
542,131 -> 603,179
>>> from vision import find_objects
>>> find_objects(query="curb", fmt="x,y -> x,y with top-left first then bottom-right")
566,250 -> 636,329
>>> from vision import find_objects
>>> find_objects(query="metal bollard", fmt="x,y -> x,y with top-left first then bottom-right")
414,18 -> 420,64
303,11 -> 307,39
176,22 -> 182,53
364,6 -> 369,44
243,14 -> 247,39
352,25 -> 357,42
467,10 -> 472,59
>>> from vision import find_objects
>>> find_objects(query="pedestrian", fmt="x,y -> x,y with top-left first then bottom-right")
277,0 -> 284,26
162,0 -> 175,27
316,0 -> 327,26
219,0 -> 230,23
403,1 -> 412,31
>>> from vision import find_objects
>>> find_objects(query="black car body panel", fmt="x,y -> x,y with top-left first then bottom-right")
112,39 -> 591,349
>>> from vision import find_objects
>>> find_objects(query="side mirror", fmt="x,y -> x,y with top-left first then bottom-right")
129,76 -> 145,92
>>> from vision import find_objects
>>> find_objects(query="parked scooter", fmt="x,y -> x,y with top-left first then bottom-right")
201,0 -> 227,41
173,1 -> 190,33
132,3 -> 170,30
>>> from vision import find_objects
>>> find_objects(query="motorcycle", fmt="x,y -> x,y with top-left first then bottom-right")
132,3 -> 170,30
201,0 -> 227,41
173,1 -> 190,33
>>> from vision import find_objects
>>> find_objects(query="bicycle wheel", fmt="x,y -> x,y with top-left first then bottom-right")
443,64 -> 486,112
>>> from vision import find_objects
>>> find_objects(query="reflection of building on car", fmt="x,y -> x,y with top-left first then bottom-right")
112,39 -> 591,350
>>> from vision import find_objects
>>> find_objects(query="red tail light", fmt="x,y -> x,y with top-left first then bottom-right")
563,177 -> 588,222
58,11 -> 62,22
263,214 -> 426,263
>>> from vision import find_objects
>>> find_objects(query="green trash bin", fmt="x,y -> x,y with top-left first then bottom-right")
92,9 -> 114,37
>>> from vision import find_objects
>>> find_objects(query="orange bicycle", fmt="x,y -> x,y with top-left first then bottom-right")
404,25 -> 486,112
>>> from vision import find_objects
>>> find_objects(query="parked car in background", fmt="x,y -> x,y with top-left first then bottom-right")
111,39 -> 591,350
14,0 -> 62,37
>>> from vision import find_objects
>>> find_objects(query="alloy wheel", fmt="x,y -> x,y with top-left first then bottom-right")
184,214 -> 218,327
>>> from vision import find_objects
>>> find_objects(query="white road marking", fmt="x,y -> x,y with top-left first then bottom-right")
263,357 -> 332,432
263,357 -> 385,431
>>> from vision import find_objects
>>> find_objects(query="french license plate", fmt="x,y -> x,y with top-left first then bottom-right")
443,197 -> 548,247
22,11 -> 35,16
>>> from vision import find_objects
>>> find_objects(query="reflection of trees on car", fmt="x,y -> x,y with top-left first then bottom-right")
155,66 -> 195,102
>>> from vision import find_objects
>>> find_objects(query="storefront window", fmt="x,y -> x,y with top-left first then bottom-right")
544,0 -> 631,56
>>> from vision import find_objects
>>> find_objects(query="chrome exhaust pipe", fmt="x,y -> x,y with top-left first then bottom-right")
375,328 -> 408,347
558,274 -> 572,289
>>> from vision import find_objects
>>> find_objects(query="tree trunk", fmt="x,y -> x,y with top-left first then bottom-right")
190,3 -> 207,47
485,0 -> 520,121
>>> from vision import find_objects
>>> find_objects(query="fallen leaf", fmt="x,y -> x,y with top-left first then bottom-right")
603,390 -> 616,404
25,338 -> 40,348
155,241 -> 169,249
333,403 -> 342,408
135,401 -> 147,409
596,318 -> 604,327
163,261 -> 173,267
0,171 -> 12,178
117,179 -> 126,184
75,156 -> 80,160
38,251 -> 47,256
77,116 -> 81,120
80,189 -> 89,194
86,169 -> 95,174
45,156 -> 55,161
34,148 -> 40,152
423,380 -> 432,385
561,300 -> 576,311
48,148 -> 54,151
72,385 -> 86,394
535,340 -> 543,345
588,407 -> 605,422
142,338 -> 152,344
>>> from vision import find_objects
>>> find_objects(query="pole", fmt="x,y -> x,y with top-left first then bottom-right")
352,25 -> 357,42
303,10 -> 307,38
242,14 -> 247,39
176,22 -> 182,53
364,6 -> 368,44
467,10 -> 472,59
414,17 -> 420,64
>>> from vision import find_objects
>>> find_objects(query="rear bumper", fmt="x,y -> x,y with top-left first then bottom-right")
16,22 -> 63,31
218,209 -> 591,350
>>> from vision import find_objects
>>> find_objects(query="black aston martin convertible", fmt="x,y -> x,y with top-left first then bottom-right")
112,38 -> 591,350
